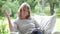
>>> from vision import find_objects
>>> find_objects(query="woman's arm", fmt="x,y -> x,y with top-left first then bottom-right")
5,12 -> 13,31
33,19 -> 40,28
33,19 -> 42,31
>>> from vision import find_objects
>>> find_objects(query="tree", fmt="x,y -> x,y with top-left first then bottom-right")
48,0 -> 60,15
49,0 -> 55,15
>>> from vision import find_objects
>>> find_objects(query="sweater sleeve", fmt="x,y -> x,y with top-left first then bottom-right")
10,21 -> 22,34
33,18 -> 40,28
32,18 -> 43,32
13,22 -> 18,32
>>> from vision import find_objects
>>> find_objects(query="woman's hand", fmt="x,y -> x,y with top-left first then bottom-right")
5,12 -> 10,18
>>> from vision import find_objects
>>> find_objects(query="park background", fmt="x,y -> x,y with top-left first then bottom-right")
0,0 -> 60,34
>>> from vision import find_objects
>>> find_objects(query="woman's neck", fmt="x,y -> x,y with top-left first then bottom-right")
19,17 -> 31,20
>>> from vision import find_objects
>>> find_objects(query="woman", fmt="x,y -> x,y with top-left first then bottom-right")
5,2 -> 43,34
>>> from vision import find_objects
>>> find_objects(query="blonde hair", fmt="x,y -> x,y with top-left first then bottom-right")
18,2 -> 31,19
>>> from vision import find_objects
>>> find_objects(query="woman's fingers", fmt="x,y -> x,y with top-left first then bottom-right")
5,12 -> 10,18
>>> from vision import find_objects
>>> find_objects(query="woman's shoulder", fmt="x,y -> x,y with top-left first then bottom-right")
31,16 -> 36,20
13,18 -> 20,23
30,16 -> 37,22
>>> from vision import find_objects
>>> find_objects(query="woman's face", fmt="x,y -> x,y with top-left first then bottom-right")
20,5 -> 29,19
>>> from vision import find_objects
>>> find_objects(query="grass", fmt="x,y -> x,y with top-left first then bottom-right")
56,17 -> 60,32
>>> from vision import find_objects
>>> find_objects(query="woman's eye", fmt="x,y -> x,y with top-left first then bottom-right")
23,8 -> 25,11
24,9 -> 25,11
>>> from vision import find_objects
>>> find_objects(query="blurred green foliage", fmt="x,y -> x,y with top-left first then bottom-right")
0,0 -> 60,17
0,17 -> 10,34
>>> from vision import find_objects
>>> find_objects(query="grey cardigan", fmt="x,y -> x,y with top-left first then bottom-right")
12,18 -> 40,34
